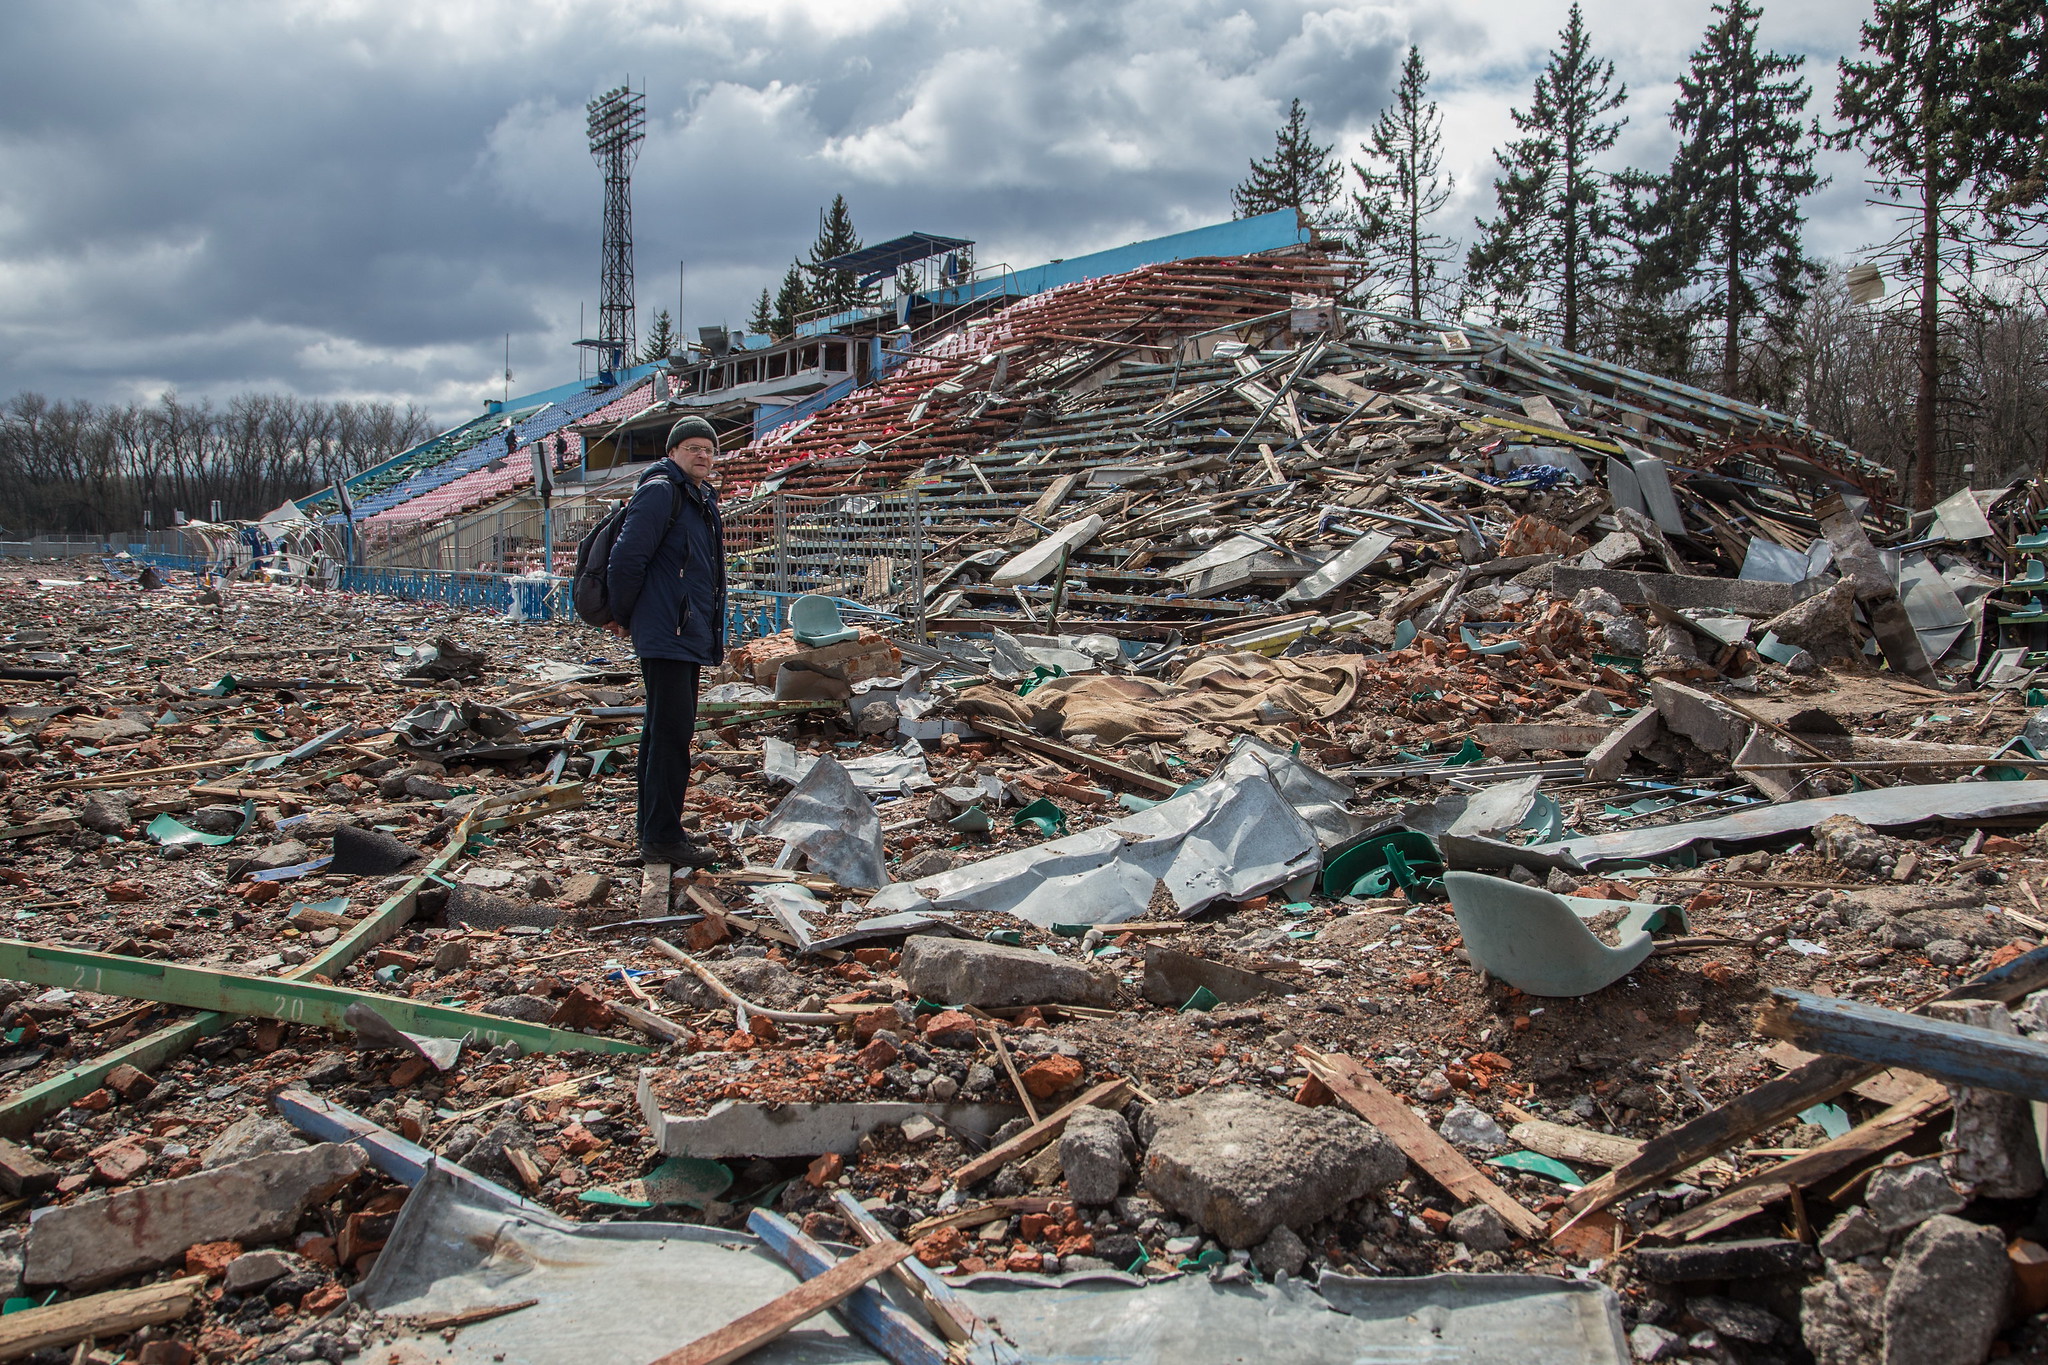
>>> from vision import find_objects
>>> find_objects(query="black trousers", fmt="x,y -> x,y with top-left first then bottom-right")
636,659 -> 699,849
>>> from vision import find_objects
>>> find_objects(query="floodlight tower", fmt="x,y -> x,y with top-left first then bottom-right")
586,85 -> 646,375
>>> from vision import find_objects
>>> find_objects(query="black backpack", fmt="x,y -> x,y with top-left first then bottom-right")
571,480 -> 679,627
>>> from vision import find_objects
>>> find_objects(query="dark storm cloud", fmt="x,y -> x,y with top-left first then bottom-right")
0,0 -> 1882,425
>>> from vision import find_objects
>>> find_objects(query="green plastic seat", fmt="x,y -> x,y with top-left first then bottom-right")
789,594 -> 860,648
1321,829 -> 1445,902
2019,560 -> 2048,587
1444,871 -> 1687,997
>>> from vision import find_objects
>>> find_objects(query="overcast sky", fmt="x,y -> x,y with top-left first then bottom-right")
0,0 -> 1894,429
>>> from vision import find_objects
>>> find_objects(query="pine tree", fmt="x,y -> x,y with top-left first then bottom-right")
639,309 -> 678,364
1467,4 -> 1629,351
1964,0 -> 2048,268
772,261 -> 810,338
805,195 -> 871,316
1835,0 -> 1988,509
1232,98 -> 1342,220
1352,47 -> 1456,319
747,289 -> 774,338
1632,0 -> 1823,398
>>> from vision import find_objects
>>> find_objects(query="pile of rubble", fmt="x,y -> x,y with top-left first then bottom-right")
9,299 -> 2048,1362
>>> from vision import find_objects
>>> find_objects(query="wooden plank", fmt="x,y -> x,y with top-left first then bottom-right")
985,1023 -> 1041,1125
951,1079 -> 1135,1188
1299,1048 -> 1546,1240
746,1210 -> 948,1365
1647,1080 -> 1949,1243
411,1299 -> 540,1332
648,1239 -> 913,1365
0,817 -> 75,842
1507,1119 -> 1644,1169
962,718 -> 1178,796
0,939 -> 646,1057
1758,988 -> 2048,1099
831,1191 -> 1025,1363
42,751 -> 287,790
612,1000 -> 691,1045
0,1275 -> 203,1358
1556,942 -> 2048,1232
1757,1043 -> 1927,1106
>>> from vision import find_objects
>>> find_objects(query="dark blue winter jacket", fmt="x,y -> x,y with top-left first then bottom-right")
606,459 -> 727,665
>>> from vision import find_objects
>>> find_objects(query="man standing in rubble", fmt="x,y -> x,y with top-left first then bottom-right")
605,416 -> 727,869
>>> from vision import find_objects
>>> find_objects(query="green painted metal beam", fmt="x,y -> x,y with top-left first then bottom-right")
0,940 -> 646,1057
0,781 -> 634,1134
0,1011 -> 231,1137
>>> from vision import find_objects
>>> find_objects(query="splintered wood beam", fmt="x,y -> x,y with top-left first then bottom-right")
745,1210 -> 949,1365
1298,1048 -> 1546,1240
647,1239 -> 913,1365
831,1190 -> 1025,1362
1758,989 -> 2048,1099
1555,942 -> 2048,1232
1647,1079 -> 1949,1243
0,1275 -> 205,1359
950,1079 -> 1136,1188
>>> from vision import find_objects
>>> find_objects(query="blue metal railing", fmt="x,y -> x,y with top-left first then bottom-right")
122,548 -> 868,642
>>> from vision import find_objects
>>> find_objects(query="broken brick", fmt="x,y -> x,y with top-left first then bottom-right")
1021,1056 -> 1084,1099
105,1063 -> 156,1103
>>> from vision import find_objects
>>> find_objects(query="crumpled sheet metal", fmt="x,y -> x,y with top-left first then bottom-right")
867,752 -> 1320,927
1225,735 -> 1361,849
355,1164 -> 879,1364
1534,781 -> 2048,868
963,1269 -> 1627,1364
1896,551 -> 1971,663
1930,484 -> 2012,542
357,1166 -> 1627,1365
1403,774 -> 1544,841
760,755 -> 889,890
763,736 -> 932,796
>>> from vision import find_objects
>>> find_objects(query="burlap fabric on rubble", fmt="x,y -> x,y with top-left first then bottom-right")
954,652 -> 1362,749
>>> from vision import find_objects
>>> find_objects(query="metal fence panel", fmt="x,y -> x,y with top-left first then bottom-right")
724,490 -> 926,636
0,536 -> 114,558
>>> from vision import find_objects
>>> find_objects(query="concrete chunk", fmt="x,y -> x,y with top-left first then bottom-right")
1552,567 -> 1816,616
24,1142 -> 366,1289
200,1115 -> 306,1169
897,935 -> 1116,1009
1881,1214 -> 2009,1365
1141,946 -> 1298,1008
1139,1091 -> 1403,1248
992,515 -> 1103,588
1060,1105 -> 1134,1205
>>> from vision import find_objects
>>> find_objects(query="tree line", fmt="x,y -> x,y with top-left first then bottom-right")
1236,0 -> 2047,507
0,391 -> 432,537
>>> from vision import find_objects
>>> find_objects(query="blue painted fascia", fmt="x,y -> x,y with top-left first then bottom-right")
923,209 -> 1312,311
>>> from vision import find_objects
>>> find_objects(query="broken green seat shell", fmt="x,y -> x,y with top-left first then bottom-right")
1444,870 -> 1687,997
1011,797 -> 1067,838
1321,829 -> 1446,903
788,594 -> 861,648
